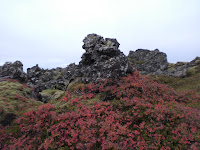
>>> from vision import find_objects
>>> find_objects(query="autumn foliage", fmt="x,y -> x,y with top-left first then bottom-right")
0,71 -> 200,149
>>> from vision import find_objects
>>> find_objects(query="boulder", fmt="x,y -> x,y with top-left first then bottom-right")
0,61 -> 27,82
78,33 -> 133,82
128,49 -> 168,75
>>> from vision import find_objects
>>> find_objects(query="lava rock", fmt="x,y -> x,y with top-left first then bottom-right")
0,61 -> 27,82
128,49 -> 168,75
79,33 -> 134,82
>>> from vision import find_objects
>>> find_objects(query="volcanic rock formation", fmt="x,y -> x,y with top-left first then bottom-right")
0,61 -> 27,82
77,33 -> 133,82
128,49 -> 168,75
0,34 -> 199,101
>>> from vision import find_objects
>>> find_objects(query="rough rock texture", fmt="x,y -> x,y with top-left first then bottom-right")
168,57 -> 200,77
26,65 -> 73,101
0,61 -> 27,82
168,62 -> 189,77
0,34 -> 134,101
128,49 -> 168,75
78,34 -> 133,82
0,34 -> 199,101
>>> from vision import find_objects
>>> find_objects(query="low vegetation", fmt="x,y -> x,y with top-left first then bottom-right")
0,71 -> 200,149
150,64 -> 200,93
0,79 -> 43,126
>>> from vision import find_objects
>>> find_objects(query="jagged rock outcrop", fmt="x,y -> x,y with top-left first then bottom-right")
26,65 -> 73,101
0,34 -> 199,101
0,61 -> 27,82
128,49 -> 168,75
77,34 -> 133,82
0,34 -> 134,101
128,49 -> 200,78
168,56 -> 200,77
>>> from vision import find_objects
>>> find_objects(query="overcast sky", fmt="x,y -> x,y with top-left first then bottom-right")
0,0 -> 200,71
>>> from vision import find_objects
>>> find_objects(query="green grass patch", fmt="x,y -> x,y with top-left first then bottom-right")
149,72 -> 200,93
0,80 -> 43,125
40,89 -> 65,100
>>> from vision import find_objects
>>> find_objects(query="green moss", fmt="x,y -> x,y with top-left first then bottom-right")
53,101 -> 76,113
67,79 -> 84,92
150,72 -> 200,93
0,80 -> 43,124
106,40 -> 112,47
40,89 -> 65,100
52,71 -> 65,79
4,124 -> 21,137
110,99 -> 123,106
128,60 -> 145,65
195,58 -> 200,64
58,146 -> 70,150
186,66 -> 197,77
168,63 -> 175,72
82,94 -> 101,106
136,61 -> 145,64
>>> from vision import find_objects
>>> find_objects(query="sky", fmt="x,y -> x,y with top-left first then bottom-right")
0,0 -> 200,71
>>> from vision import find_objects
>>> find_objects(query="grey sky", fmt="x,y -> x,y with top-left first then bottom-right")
0,0 -> 200,71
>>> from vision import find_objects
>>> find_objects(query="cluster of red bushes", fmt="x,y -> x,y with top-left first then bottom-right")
0,71 -> 200,149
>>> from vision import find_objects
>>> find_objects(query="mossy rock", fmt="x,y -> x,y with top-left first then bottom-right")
106,40 -> 112,47
168,63 -> 175,72
128,59 -> 145,65
67,79 -> 83,92
186,66 -> 197,77
195,58 -> 200,65
175,62 -> 188,66
40,89 -> 65,100
52,101 -> 77,113
0,80 -> 43,126
135,61 -> 145,64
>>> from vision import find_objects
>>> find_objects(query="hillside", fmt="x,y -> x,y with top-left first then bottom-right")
0,70 -> 200,149
0,34 -> 200,149
150,63 -> 200,93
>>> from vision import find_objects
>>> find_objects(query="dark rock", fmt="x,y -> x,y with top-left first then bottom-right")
0,113 -> 16,127
188,57 -> 200,67
169,57 -> 200,77
0,61 -> 27,82
128,49 -> 200,78
26,65 -> 72,102
0,34 -> 198,102
128,49 -> 168,75
168,62 -> 189,77
79,33 -> 133,83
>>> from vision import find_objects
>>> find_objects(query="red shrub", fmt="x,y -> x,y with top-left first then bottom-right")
1,71 -> 200,149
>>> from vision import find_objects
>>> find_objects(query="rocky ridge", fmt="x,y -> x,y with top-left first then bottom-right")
0,34 -> 199,102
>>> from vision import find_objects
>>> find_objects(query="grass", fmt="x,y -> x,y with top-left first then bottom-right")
40,89 -> 65,100
149,72 -> 200,93
0,80 -> 43,125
